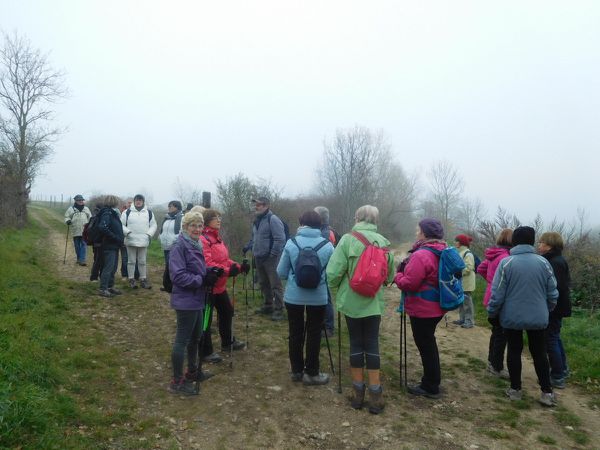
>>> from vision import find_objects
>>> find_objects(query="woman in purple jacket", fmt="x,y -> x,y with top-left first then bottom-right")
477,228 -> 513,378
168,212 -> 218,395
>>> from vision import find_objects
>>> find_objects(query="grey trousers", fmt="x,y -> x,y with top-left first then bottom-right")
255,255 -> 284,310
458,292 -> 474,326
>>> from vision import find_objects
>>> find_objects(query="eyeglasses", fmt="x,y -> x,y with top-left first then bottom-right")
187,223 -> 203,229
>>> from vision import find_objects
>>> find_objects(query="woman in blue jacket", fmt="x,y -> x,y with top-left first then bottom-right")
277,211 -> 334,386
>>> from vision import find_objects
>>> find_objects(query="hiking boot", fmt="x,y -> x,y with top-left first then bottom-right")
108,287 -> 122,295
222,340 -> 246,351
185,369 -> 214,382
302,372 -> 330,386
505,387 -> 522,401
98,289 -> 114,298
140,279 -> 152,289
78,261 -> 87,266
290,372 -> 303,382
255,305 -> 274,315
129,279 -> 138,289
202,353 -> 223,364
271,310 -> 285,321
551,376 -> 566,389
350,383 -> 366,409
368,386 -> 385,414
461,322 -> 474,329
539,392 -> 557,407
169,377 -> 198,396
487,362 -> 510,380
452,320 -> 464,325
407,384 -> 441,399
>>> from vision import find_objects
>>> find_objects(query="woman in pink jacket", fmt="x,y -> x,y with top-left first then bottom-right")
394,218 -> 447,399
477,228 -> 513,378
199,209 -> 250,364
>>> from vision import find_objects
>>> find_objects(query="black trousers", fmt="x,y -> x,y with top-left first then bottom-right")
410,315 -> 443,394
90,244 -> 104,281
286,303 -> 326,376
504,328 -> 552,392
488,323 -> 507,371
201,291 -> 235,356
345,315 -> 381,370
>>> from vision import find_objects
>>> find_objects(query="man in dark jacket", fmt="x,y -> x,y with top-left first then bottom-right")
97,195 -> 125,298
243,197 -> 286,321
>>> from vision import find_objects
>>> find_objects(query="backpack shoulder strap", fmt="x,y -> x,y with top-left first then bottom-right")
148,210 -> 153,223
291,237 -> 300,250
314,239 -> 329,252
419,246 -> 441,257
125,209 -> 131,226
351,231 -> 371,248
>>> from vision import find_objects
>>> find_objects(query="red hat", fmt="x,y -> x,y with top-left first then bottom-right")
455,234 -> 472,246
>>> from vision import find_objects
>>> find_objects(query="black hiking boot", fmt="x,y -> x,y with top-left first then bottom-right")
169,377 -> 197,396
350,383 -> 366,409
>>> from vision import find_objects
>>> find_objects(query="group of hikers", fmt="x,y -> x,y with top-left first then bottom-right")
64,192 -> 571,413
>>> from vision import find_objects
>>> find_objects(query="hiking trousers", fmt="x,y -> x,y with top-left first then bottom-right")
255,255 -> 284,310
286,303 -> 326,376
505,328 -> 552,393
201,291 -> 235,355
410,315 -> 443,394
345,315 -> 381,370
546,316 -> 568,380
172,309 -> 202,380
126,246 -> 148,280
458,292 -> 474,326
488,323 -> 507,371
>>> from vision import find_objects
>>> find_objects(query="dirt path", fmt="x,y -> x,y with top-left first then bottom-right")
36,207 -> 600,449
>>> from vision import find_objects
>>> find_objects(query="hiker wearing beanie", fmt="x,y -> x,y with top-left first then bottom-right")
199,208 -> 248,364
327,205 -> 395,414
64,194 -> 92,266
487,226 -> 559,406
394,218 -> 447,399
121,194 -> 158,289
453,234 -> 476,329
477,228 -> 513,378
159,200 -> 183,293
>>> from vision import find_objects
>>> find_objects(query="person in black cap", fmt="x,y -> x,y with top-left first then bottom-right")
64,194 -> 92,265
243,196 -> 286,321
487,226 -> 559,407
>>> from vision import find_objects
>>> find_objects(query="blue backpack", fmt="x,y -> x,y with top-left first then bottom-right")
420,246 -> 466,311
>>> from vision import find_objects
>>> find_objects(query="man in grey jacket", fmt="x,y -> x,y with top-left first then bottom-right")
244,197 -> 286,321
487,226 -> 558,406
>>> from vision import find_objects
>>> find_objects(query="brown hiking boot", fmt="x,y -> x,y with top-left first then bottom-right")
350,383 -> 366,409
368,386 -> 385,414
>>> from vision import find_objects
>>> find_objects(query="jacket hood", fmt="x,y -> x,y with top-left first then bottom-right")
484,246 -> 511,261
296,227 -> 322,238
510,244 -> 536,255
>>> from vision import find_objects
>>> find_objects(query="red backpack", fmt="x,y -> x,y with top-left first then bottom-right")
349,231 -> 390,297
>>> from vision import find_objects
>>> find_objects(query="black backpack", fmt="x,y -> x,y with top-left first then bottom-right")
290,237 -> 329,289
83,215 -> 103,245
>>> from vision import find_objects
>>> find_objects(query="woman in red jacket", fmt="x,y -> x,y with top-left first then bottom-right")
200,209 -> 250,363
394,218 -> 447,399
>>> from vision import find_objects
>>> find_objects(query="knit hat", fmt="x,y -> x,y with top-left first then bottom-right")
134,194 -> 145,202
512,226 -> 535,246
73,194 -> 85,201
202,209 -> 221,224
418,218 -> 444,239
455,234 -> 472,247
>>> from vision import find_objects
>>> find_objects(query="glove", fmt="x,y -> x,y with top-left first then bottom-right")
203,268 -> 220,287
66,220 -> 72,225
242,244 -> 251,255
240,261 -> 251,274
488,316 -> 500,327
229,263 -> 240,277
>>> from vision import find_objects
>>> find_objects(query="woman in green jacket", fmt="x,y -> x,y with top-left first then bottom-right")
326,205 -> 395,414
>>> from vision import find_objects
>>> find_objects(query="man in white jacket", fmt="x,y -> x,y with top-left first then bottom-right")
64,194 -> 92,265
121,194 -> 157,289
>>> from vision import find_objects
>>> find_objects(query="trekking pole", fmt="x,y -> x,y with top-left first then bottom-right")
322,324 -> 335,376
63,224 -> 70,264
196,286 -> 216,394
230,276 -> 236,369
337,311 -> 342,394
243,267 -> 249,349
399,306 -> 403,388
403,310 -> 408,388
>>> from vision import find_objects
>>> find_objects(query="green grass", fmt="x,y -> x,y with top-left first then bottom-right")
0,215 -> 139,449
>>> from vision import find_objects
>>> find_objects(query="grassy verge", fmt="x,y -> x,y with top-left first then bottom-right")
0,215 -> 138,449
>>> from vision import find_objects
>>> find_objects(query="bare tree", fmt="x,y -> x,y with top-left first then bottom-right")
456,197 -> 486,236
173,177 -> 203,207
427,160 -> 464,231
316,125 -> 392,231
0,32 -> 66,227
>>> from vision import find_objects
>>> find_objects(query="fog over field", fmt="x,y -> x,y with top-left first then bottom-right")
4,0 -> 600,224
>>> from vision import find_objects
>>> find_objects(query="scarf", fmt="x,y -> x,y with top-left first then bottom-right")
181,231 -> 203,252
74,203 -> 84,212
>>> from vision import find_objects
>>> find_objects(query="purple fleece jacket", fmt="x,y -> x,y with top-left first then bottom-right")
168,233 -> 207,310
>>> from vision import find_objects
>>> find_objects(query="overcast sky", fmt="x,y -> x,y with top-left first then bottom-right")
3,0 -> 600,225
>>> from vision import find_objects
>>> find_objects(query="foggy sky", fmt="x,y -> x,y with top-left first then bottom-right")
3,0 -> 600,225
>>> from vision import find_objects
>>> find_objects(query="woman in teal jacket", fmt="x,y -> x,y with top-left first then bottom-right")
326,205 -> 395,414
277,211 -> 334,386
